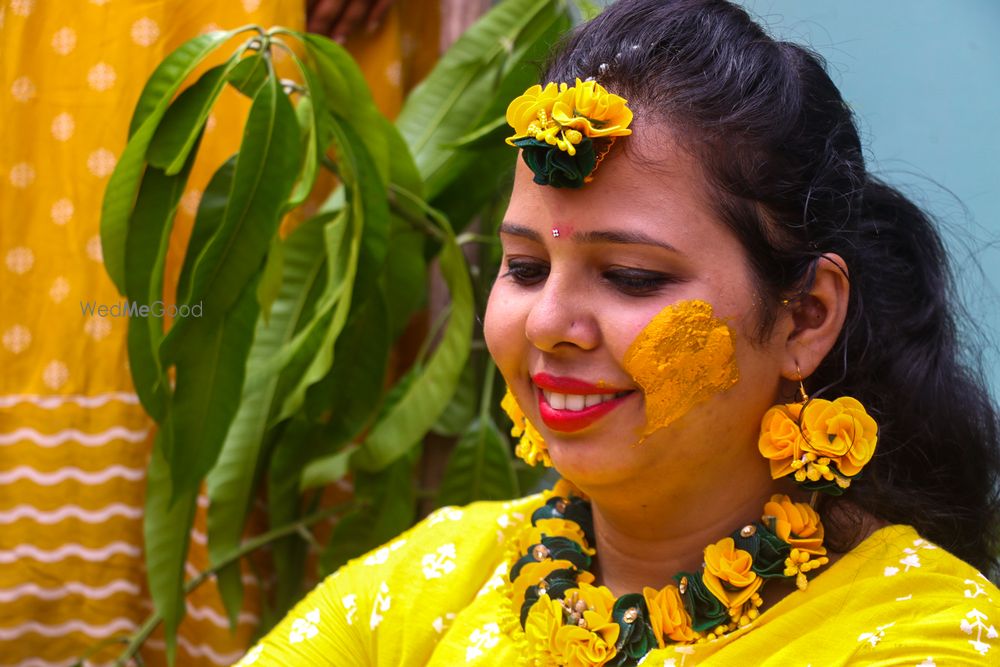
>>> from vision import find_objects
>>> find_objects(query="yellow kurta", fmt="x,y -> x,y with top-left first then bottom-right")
238,493 -> 1000,666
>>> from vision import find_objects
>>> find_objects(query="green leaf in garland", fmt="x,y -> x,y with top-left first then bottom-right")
513,136 -> 596,189
675,572 -> 729,634
511,536 -> 592,580
738,522 -> 791,579
611,593 -> 657,665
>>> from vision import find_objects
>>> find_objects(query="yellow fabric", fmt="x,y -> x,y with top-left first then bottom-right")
239,494 -> 1000,666
0,1 -> 436,664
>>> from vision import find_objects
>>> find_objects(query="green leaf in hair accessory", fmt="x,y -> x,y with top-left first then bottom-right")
512,136 -> 595,188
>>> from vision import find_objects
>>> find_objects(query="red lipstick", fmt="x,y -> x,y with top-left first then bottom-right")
531,373 -> 633,433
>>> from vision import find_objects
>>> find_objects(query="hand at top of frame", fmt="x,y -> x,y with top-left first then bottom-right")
307,0 -> 397,42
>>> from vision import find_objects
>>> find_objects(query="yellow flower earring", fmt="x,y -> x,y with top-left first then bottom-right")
757,366 -> 879,496
501,387 -> 553,467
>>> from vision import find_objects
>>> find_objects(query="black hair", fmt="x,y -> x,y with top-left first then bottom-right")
544,0 -> 1000,575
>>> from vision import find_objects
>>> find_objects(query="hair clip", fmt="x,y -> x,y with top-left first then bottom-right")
504,78 -> 633,188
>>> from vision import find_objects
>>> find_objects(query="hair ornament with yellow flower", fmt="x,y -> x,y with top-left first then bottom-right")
505,78 -> 633,188
506,482 -> 831,665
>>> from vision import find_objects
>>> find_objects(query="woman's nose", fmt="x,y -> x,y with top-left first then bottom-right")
524,274 -> 600,353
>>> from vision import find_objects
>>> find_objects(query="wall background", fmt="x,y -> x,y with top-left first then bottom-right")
734,0 -> 1000,394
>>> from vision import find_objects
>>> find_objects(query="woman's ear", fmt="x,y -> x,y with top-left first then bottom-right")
781,254 -> 850,380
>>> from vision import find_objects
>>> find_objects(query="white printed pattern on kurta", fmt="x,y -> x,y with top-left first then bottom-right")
466,622 -> 501,662
960,608 -> 998,655
422,544 -> 457,579
883,538 -> 937,577
370,582 -> 391,630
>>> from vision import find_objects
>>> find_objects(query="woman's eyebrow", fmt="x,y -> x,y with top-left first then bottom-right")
498,222 -> 543,241
576,229 -> 682,254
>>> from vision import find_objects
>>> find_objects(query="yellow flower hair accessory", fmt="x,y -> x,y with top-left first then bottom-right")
758,395 -> 878,495
505,78 -> 633,188
501,386 -> 552,467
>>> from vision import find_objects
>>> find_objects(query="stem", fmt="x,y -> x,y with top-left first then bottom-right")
109,500 -> 359,666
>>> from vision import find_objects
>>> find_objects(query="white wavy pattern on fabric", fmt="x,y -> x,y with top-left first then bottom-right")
0,659 -> 114,667
185,602 -> 259,629
0,504 -> 143,525
0,542 -> 141,564
0,427 -> 149,446
0,580 -> 140,603
146,636 -> 246,665
0,618 -> 137,640
0,392 -> 140,409
0,465 -> 145,485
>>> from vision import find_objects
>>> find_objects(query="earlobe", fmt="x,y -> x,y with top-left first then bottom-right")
783,254 -> 850,379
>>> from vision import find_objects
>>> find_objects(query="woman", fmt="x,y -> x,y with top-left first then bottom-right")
235,0 -> 1000,664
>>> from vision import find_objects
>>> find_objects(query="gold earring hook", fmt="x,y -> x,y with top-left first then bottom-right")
796,364 -> 808,402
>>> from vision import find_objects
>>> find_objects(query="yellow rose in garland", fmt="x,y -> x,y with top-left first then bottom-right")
702,537 -> 763,611
505,79 -> 633,188
643,585 -> 697,645
501,387 -> 552,467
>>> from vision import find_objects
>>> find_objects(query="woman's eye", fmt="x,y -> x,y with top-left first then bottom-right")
503,259 -> 549,285
604,268 -> 676,296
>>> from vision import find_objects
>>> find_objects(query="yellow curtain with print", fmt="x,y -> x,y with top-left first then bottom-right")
0,0 -> 438,664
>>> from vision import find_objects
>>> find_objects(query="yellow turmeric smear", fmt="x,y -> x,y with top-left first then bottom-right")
623,300 -> 739,440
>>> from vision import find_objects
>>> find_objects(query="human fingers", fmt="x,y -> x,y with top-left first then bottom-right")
307,0 -> 348,37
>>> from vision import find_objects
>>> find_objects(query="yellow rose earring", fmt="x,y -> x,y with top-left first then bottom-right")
757,366 -> 879,496
500,386 -> 553,467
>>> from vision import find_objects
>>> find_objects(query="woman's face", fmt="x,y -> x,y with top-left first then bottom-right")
485,131 -> 794,492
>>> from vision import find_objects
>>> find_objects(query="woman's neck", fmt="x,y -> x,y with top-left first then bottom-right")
585,470 -> 789,597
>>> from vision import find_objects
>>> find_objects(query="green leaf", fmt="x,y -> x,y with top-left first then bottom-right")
285,92 -> 318,211
144,426 -> 197,666
442,115 -> 509,149
432,361 -> 477,437
175,157 -> 236,307
299,445 -> 356,491
396,0 -> 565,197
256,232 -> 284,323
353,226 -> 474,471
162,74 -> 302,356
438,417 -> 519,507
206,215 -> 330,625
269,210 -> 355,423
303,285 -> 390,436
168,277 -> 260,501
123,153 -> 197,422
227,52 -> 268,98
102,29 -> 237,294
380,219 -> 426,340
319,456 -> 416,574
300,33 -> 391,184
146,59 -> 233,175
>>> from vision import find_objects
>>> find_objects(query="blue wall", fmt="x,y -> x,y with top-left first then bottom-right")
736,0 -> 1000,393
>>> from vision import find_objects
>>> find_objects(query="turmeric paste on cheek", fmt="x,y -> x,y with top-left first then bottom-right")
623,300 -> 739,439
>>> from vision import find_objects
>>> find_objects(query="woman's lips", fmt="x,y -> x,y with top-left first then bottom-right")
532,373 -> 633,432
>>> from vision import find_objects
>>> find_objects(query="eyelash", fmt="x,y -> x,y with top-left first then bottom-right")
503,259 -> 677,296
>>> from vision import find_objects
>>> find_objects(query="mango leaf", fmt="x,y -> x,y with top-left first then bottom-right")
102,29 -> 237,294
285,92 -> 317,211
144,425 -> 197,666
205,215 -> 327,626
319,455 -> 416,574
146,58 -> 234,175
161,74 -> 301,359
300,32 -> 390,185
274,117 -> 392,421
167,276 -> 260,500
270,210 -> 355,423
123,153 -> 197,422
227,52 -> 268,98
437,417 -> 519,507
303,285 -> 390,435
256,231 -> 284,323
432,362 -> 477,437
379,220 -> 426,341
396,0 -> 564,195
572,0 -> 602,20
352,227 -> 474,471
175,157 -> 236,307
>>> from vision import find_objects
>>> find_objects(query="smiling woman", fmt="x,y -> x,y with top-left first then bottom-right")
234,1 -> 1000,665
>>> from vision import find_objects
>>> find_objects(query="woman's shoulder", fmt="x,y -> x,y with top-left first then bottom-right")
689,524 -> 1000,665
